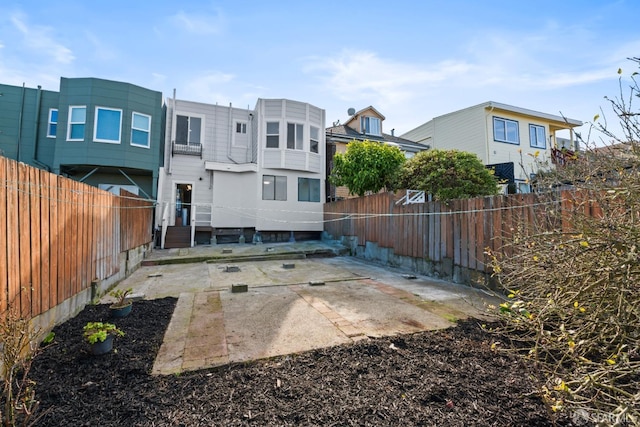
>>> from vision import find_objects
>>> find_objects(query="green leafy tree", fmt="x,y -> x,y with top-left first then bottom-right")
400,149 -> 499,200
330,140 -> 406,197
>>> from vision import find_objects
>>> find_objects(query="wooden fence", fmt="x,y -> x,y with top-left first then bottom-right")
0,156 -> 154,318
323,191 -> 578,282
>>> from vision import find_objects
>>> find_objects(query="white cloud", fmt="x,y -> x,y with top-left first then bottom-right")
170,10 -> 225,35
10,12 -> 74,64
179,71 -> 236,103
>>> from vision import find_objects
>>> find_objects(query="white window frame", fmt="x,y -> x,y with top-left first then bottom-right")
529,124 -> 546,149
287,122 -> 304,150
236,121 -> 247,134
93,106 -> 123,144
262,175 -> 287,201
131,112 -> 151,148
67,105 -> 86,141
310,126 -> 319,154
266,121 -> 280,148
493,117 -> 520,145
47,108 -> 58,138
361,116 -> 381,136
298,177 -> 321,202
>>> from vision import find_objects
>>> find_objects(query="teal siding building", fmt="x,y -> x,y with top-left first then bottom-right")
0,77 -> 163,199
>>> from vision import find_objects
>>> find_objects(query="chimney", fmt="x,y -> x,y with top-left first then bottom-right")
391,128 -> 395,137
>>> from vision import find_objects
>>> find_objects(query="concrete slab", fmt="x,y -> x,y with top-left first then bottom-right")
111,243 -> 500,375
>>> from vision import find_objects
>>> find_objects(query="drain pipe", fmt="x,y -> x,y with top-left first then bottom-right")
32,85 -> 51,171
17,83 -> 26,162
226,102 -> 238,164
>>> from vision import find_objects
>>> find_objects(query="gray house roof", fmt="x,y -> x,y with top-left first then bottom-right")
326,124 -> 429,154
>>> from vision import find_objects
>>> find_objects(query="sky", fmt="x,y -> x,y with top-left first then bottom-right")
1,0 -> 638,142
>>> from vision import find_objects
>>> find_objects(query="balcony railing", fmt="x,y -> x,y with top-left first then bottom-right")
172,141 -> 203,158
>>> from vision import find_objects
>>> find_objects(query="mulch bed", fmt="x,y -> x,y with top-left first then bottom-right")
28,298 -> 573,426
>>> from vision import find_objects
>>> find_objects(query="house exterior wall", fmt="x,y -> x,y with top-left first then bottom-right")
54,78 -> 163,175
254,99 -> 325,232
402,102 -> 582,190
0,84 -> 59,168
157,97 -> 325,234
1,78 -> 163,198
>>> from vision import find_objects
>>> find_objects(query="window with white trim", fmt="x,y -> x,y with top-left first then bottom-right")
176,115 -> 202,145
236,122 -> 247,134
298,178 -> 320,202
529,124 -> 546,149
131,112 -> 151,148
94,107 -> 122,144
493,117 -> 519,144
266,122 -> 279,148
361,116 -> 381,136
310,126 -> 319,154
67,106 -> 86,141
262,175 -> 287,200
47,109 -> 58,138
287,123 -> 304,150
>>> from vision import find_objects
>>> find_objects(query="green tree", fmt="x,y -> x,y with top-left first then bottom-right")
400,149 -> 499,200
330,140 -> 406,197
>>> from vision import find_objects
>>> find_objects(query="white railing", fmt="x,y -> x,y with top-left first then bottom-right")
160,202 -> 170,249
395,190 -> 426,205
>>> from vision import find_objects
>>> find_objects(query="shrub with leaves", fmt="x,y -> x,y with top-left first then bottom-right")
488,59 -> 640,425
400,149 -> 500,201
329,140 -> 406,197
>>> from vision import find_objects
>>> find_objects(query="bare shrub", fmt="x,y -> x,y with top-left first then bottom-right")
488,59 -> 640,425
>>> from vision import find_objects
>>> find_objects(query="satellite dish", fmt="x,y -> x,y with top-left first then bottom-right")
347,107 -> 356,116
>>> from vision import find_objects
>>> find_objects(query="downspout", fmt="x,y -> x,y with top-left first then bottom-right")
227,102 -> 238,163
32,85 -> 51,171
17,83 -> 26,162
168,89 -> 176,174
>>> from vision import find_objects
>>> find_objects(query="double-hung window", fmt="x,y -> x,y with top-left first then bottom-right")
310,126 -> 319,153
361,116 -> 381,136
287,123 -> 304,150
266,122 -> 279,148
47,109 -> 58,138
94,107 -> 122,144
529,124 -> 546,149
298,178 -> 320,202
493,117 -> 519,144
67,106 -> 86,141
176,115 -> 202,145
131,112 -> 151,148
263,175 -> 287,200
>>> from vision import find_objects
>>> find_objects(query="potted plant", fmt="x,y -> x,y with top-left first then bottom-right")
83,322 -> 124,355
109,287 -> 133,318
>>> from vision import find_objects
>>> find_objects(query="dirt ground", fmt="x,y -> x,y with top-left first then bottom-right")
27,298 -> 573,426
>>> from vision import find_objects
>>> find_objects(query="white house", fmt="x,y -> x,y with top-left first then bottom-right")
156,97 -> 325,247
401,101 -> 583,192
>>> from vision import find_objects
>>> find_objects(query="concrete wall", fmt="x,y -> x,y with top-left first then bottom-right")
337,236 -> 491,290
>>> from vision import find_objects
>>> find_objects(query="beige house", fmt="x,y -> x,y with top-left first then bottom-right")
326,106 -> 428,200
401,101 -> 583,192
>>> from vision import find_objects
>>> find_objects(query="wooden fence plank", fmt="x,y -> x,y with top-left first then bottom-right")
0,158 -> 8,314
29,166 -> 41,316
18,163 -> 32,317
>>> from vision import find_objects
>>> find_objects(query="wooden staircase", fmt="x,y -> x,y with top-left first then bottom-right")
164,226 -> 191,248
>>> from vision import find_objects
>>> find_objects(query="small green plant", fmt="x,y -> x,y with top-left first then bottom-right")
109,288 -> 132,308
82,322 -> 124,345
